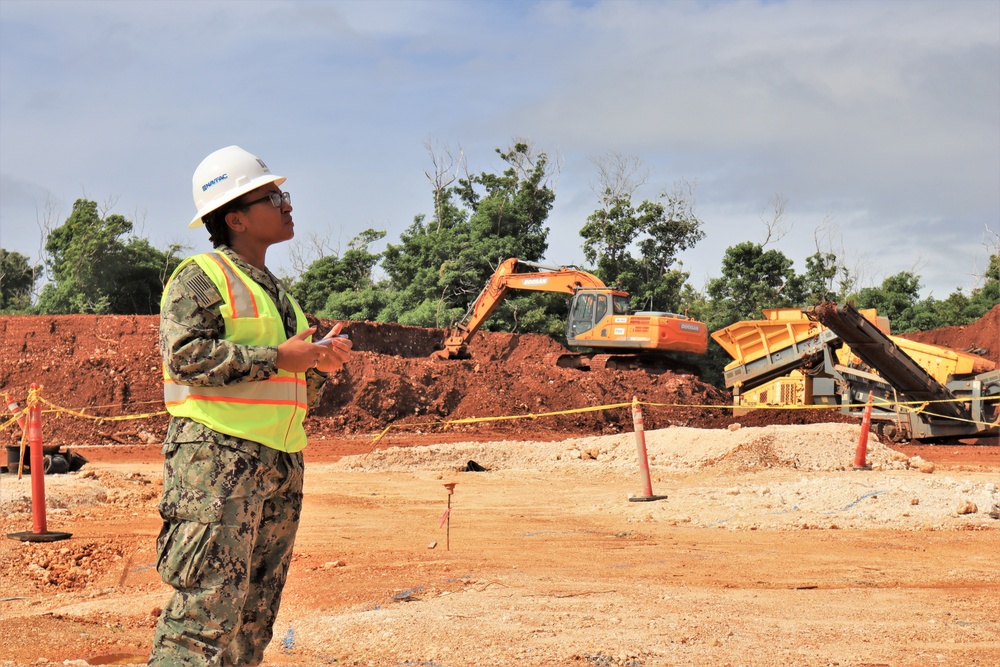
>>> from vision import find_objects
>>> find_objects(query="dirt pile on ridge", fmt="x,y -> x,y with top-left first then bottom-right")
0,316 -> 737,447
899,303 -> 1000,365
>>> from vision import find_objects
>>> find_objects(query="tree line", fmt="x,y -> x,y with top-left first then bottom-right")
2,140 -> 997,387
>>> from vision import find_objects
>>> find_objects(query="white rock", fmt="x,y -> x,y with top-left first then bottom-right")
955,500 -> 977,515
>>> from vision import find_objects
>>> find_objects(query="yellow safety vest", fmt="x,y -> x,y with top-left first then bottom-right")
162,251 -> 311,452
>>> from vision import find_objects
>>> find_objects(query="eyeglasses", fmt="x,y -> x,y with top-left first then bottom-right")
240,191 -> 291,209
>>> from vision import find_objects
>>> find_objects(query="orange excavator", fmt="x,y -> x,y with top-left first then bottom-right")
433,258 -> 708,372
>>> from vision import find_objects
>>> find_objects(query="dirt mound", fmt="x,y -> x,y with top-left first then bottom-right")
1,307 -> 997,448
899,304 -> 1000,365
0,315 -> 733,447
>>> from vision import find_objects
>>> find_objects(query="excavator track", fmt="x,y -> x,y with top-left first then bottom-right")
588,354 -> 614,371
542,352 -> 700,375
543,352 -> 586,369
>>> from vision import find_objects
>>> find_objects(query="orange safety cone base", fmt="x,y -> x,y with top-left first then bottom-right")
628,495 -> 669,502
7,530 -> 72,542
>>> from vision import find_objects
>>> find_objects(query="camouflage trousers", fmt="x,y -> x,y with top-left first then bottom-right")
148,440 -> 304,666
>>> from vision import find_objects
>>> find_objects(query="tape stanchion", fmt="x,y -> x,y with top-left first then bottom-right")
6,384 -> 72,543
628,396 -> 667,503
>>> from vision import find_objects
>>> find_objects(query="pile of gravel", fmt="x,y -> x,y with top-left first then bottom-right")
330,423 -> 910,474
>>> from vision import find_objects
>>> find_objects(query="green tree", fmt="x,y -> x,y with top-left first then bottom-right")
378,191 -> 469,326
886,253 -> 1000,332
634,192 -> 705,312
292,229 -> 386,315
0,248 -> 39,312
852,271 -> 924,332
380,141 -> 556,330
705,241 -> 804,326
580,180 -> 704,314
699,242 -> 805,390
36,199 -> 180,314
800,251 -> 844,305
321,285 -> 391,322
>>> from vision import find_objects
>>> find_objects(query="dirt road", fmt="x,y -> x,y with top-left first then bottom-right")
1,424 -> 998,667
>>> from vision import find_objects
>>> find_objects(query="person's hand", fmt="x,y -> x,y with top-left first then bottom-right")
312,322 -> 353,373
276,324 -> 352,374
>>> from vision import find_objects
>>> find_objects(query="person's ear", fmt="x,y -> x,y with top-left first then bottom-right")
225,209 -> 245,232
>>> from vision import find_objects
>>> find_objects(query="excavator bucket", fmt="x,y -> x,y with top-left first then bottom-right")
431,348 -> 465,360
431,332 -> 471,360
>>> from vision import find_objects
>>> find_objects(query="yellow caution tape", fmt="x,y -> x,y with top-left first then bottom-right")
0,414 -> 22,433
370,393 -> 999,444
370,401 -> 637,444
2,384 -> 994,441
36,395 -> 168,422
0,387 -> 167,431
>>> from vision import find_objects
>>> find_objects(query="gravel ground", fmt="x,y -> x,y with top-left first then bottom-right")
328,423 -> 1000,531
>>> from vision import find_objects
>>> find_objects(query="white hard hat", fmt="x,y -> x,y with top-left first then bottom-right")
189,145 -> 286,228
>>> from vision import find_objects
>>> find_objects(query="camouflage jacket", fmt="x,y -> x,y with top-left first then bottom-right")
159,245 -> 326,454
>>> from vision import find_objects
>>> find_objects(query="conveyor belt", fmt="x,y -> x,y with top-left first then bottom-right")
804,303 -> 966,420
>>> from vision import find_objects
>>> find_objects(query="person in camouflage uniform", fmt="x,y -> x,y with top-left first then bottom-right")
149,146 -> 351,666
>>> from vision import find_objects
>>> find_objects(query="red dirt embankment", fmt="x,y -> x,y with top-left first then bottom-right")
898,303 -> 1000,365
1,305 -> 997,449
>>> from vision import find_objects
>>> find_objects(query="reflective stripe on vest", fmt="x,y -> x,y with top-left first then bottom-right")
162,251 -> 311,452
164,375 -> 306,407
205,251 -> 259,319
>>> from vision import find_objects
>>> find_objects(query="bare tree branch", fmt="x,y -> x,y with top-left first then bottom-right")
130,206 -> 149,238
98,195 -> 121,219
971,223 -> 1000,287
759,194 -> 790,246
160,244 -> 185,289
811,216 -> 850,295
423,138 -> 464,233
31,196 -> 62,301
287,230 -> 342,276
589,151 -> 650,206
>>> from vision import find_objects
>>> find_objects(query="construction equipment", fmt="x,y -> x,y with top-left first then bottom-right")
434,258 -> 708,372
712,302 -> 999,443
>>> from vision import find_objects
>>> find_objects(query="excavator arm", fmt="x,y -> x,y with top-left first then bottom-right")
437,258 -> 613,359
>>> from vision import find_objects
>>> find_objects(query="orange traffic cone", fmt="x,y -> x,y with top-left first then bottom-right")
628,397 -> 668,502
854,392 -> 874,471
6,385 -> 72,543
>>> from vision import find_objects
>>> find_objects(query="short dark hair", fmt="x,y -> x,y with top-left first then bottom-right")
202,198 -> 247,248
202,210 -> 230,248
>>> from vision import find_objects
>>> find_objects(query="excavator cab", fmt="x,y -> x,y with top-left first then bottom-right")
568,291 -> 629,337
568,292 -> 601,336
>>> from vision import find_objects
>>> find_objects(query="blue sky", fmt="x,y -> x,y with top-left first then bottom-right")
1,0 -> 998,302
